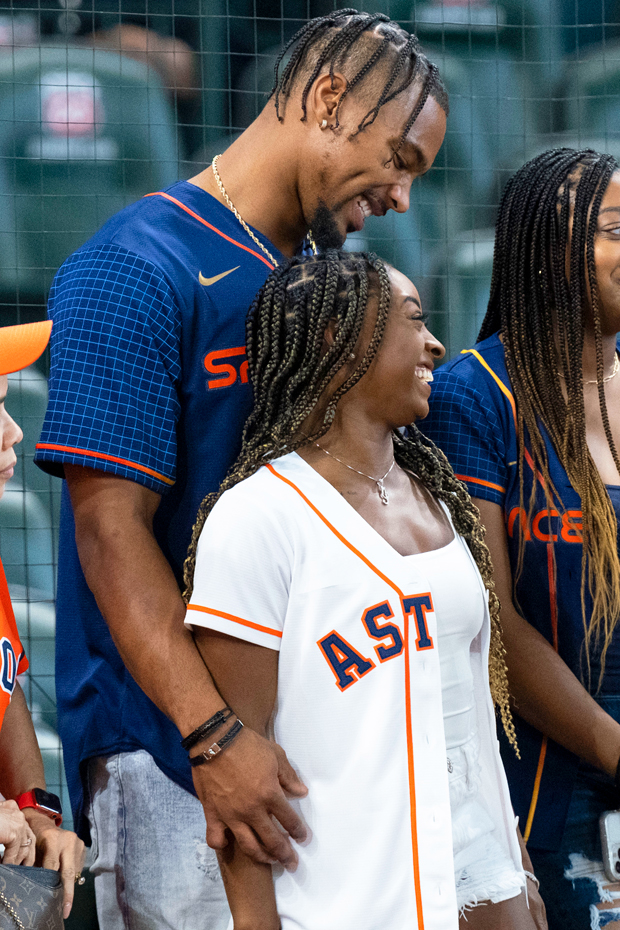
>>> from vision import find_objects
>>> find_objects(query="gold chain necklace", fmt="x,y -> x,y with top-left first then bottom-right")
315,442 -> 396,505
211,155 -> 317,267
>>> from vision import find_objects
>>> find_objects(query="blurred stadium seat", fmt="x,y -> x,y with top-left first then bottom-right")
563,40 -> 620,143
427,226 -> 495,357
0,45 -> 180,311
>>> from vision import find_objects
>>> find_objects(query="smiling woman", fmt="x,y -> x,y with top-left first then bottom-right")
182,251 -> 538,930
421,148 -> 620,930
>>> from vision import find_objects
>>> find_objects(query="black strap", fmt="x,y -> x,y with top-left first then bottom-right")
189,719 -> 244,767
181,707 -> 234,752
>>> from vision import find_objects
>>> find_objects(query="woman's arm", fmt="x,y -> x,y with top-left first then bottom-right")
193,628 -> 281,930
475,498 -> 620,776
0,683 -> 85,918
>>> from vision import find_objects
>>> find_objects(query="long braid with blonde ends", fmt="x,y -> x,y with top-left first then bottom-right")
479,148 -> 620,688
393,427 -> 517,753
184,250 -> 517,752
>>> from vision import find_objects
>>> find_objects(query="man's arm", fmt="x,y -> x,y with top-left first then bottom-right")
193,627 -> 281,930
0,683 -> 85,918
65,465 -> 307,866
475,497 -> 620,776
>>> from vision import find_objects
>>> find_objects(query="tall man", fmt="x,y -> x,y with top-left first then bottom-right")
35,10 -> 447,929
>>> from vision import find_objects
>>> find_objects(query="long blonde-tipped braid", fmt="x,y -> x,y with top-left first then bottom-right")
479,149 -> 620,689
394,427 -> 518,753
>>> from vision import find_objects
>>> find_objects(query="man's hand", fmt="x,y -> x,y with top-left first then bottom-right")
193,728 -> 307,869
24,810 -> 86,920
0,800 -> 36,866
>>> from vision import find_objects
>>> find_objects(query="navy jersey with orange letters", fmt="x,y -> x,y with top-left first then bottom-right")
35,182 -> 286,840
420,332 -> 620,851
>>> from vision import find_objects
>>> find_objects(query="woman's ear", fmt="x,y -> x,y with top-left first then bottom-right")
322,318 -> 339,350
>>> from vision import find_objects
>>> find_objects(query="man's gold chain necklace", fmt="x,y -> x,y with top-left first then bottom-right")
211,155 -> 317,267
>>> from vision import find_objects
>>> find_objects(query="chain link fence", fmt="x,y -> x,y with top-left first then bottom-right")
0,0 -> 619,922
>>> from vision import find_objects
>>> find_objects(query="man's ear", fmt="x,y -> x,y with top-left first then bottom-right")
308,72 -> 347,126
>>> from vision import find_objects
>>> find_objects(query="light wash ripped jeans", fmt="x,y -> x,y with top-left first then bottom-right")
528,695 -> 620,930
86,750 -> 230,930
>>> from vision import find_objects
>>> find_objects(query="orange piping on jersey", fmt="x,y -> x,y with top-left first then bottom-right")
523,737 -> 547,844
461,349 -> 517,426
546,543 -> 559,651
462,350 -> 546,491
186,604 -> 283,639
403,606 -> 425,929
463,352 -> 559,843
145,193 -> 275,270
454,474 -> 506,494
265,462 -> 426,930
35,443 -> 175,485
523,543 -> 559,845
265,465 -> 405,595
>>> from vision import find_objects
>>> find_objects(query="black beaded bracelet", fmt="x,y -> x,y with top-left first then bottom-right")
189,719 -> 244,767
181,707 -> 234,752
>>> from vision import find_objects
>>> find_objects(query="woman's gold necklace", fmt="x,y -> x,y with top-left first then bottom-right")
211,155 -> 318,267
314,442 -> 396,505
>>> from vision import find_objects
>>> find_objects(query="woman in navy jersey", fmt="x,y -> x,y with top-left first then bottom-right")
421,148 -> 620,928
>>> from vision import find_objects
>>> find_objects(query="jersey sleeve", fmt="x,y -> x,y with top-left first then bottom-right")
185,484 -> 293,651
420,369 -> 509,506
35,244 -> 182,493
0,562 -> 28,676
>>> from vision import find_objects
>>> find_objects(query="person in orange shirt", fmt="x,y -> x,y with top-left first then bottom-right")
0,321 -> 84,920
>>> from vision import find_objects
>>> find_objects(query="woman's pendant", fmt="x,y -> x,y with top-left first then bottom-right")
376,479 -> 389,505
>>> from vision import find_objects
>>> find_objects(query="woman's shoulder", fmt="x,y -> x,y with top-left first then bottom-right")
433,333 -> 508,391
209,455 -> 305,526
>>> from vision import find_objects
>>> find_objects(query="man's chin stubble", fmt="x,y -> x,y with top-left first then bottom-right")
309,201 -> 346,251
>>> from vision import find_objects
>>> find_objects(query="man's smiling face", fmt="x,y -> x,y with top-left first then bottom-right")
300,83 -> 447,250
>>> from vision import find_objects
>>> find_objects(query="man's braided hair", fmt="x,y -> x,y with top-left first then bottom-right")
272,9 -> 448,150
184,250 -> 517,752
478,148 -> 620,687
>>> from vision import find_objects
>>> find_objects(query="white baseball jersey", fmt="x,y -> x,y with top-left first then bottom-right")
186,452 -> 521,930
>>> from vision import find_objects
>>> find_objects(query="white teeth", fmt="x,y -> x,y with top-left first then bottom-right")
359,199 -> 372,218
415,367 -> 433,383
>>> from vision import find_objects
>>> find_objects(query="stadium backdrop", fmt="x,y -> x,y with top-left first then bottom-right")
0,1 -> 618,923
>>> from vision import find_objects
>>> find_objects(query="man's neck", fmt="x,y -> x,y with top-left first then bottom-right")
189,115 -> 308,259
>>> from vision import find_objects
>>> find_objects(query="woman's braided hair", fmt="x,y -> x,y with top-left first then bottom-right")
184,250 -> 517,752
272,8 -> 448,150
478,148 -> 620,687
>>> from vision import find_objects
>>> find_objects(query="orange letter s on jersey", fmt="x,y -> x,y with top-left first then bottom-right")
204,346 -> 249,389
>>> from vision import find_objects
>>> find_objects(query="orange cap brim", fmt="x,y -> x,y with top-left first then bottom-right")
0,321 -> 53,376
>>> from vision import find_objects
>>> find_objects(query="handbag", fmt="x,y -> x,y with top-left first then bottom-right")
0,864 -> 63,930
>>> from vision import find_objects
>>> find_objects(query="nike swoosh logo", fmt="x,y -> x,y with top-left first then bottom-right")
199,266 -> 240,286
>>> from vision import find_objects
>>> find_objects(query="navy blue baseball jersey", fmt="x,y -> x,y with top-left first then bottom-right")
35,181 -> 285,840
420,333 -> 620,851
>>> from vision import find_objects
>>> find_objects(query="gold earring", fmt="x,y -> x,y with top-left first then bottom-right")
320,119 -> 328,130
